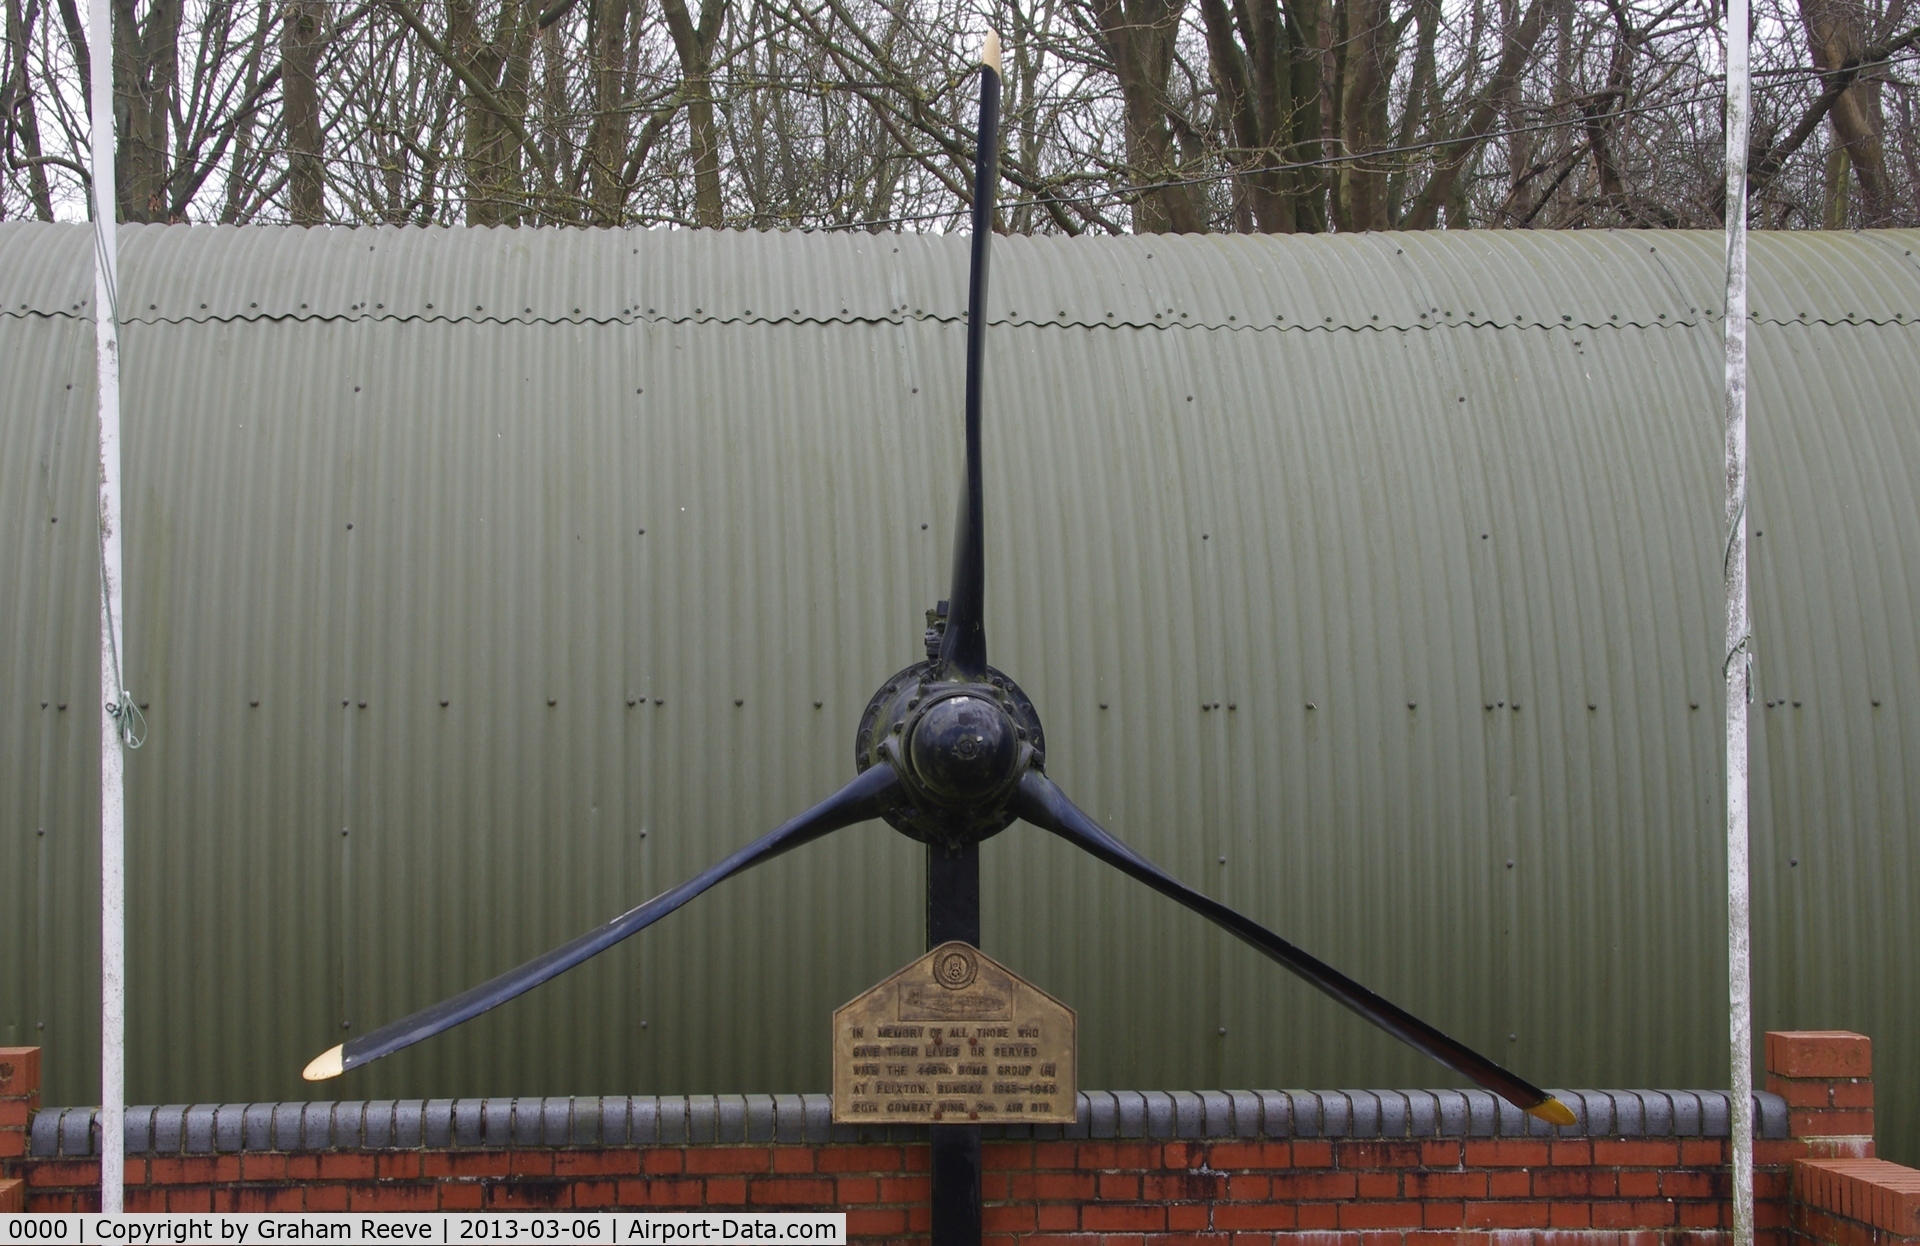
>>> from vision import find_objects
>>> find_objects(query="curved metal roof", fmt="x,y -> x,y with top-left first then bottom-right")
1,223 -> 1915,1164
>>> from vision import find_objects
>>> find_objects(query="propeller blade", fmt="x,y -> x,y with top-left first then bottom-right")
302,763 -> 904,1080
938,35 -> 1002,679
1009,771 -> 1576,1126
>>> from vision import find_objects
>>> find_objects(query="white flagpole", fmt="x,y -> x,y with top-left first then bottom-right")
1722,0 -> 1754,1238
88,0 -> 127,1213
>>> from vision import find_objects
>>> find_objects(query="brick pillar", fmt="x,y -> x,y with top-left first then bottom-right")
0,1047 -> 40,1210
1766,1031 -> 1873,1159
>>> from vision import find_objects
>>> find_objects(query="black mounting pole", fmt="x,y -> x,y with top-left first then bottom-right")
926,843 -> 982,1246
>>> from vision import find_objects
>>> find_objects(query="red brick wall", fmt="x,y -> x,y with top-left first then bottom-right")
4,1032 -> 1909,1246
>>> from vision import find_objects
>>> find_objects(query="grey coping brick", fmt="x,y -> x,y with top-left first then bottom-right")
743,1095 -> 775,1144
1084,1091 -> 1117,1139
364,1102 -> 395,1150
447,1100 -> 481,1149
213,1104 -> 246,1153
687,1096 -> 718,1144
296,1103 -> 327,1151
243,1103 -> 274,1151
183,1105 -> 217,1153
1319,1092 -> 1351,1137
121,1106 -> 151,1155
1253,1091 -> 1288,1137
1405,1090 -> 1439,1137
801,1095 -> 831,1145
1287,1092 -> 1322,1137
1142,1090 -> 1175,1138
1347,1090 -> 1380,1137
1640,1090 -> 1675,1136
1225,1091 -> 1259,1138
1463,1090 -> 1499,1137
1670,1091 -> 1703,1137
1612,1090 -> 1645,1135
660,1090 -> 691,1144
270,1103 -> 302,1151
1170,1090 -> 1204,1137
1375,1091 -> 1408,1138
717,1095 -> 749,1143
395,1100 -> 426,1149
1756,1091 -> 1789,1138
1199,1090 -> 1233,1137
424,1100 -> 456,1149
62,1107 -> 95,1156
29,1106 -> 61,1156
509,1099 -> 537,1147
1575,1089 -> 1614,1135
481,1098 -> 513,1147
544,1099 -> 572,1147
630,1096 -> 661,1146
151,1105 -> 185,1153
24,1087 -> 1798,1155
1063,1093 -> 1091,1140
769,1094 -> 801,1144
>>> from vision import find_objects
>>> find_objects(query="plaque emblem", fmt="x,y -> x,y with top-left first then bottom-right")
832,941 -> 1077,1124
934,946 -> 978,990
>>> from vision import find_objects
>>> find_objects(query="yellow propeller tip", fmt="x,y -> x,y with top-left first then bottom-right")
982,32 -> 1002,76
1526,1096 -> 1577,1127
302,1044 -> 345,1081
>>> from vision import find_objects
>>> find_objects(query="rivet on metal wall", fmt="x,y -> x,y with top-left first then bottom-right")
57,702 -> 66,711
1305,702 -> 1316,710
1588,703 -> 1597,711
1512,703 -> 1521,711
547,698 -> 557,706
1485,704 -> 1494,711
638,529 -> 645,535
342,700 -> 349,707
654,698 -> 664,705
1506,860 -> 1515,869
249,699 -> 259,708
813,700 -> 823,709
441,700 -> 450,708
1789,857 -> 1798,866
1407,702 -> 1416,710
1793,701 -> 1802,707
1227,703 -> 1236,711
1099,702 -> 1109,710
358,701 -> 367,708
627,698 -> 637,707
735,698 -> 745,707
1690,702 -> 1700,710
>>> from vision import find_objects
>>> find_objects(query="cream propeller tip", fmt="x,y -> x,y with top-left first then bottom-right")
302,1044 -> 345,1081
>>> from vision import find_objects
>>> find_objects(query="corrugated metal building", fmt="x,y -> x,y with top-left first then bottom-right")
1,224 -> 1915,1163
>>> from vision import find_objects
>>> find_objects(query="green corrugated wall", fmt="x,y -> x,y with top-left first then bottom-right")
0,224 -> 1914,1162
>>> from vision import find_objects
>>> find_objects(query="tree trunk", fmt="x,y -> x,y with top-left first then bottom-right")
585,0 -> 629,222
1800,0 -> 1890,225
1404,0 -> 1548,229
662,0 -> 725,227
1092,0 -> 1205,232
282,0 -> 326,224
114,0 -> 182,221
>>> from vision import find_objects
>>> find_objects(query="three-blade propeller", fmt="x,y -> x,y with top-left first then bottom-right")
302,34 -> 1574,1131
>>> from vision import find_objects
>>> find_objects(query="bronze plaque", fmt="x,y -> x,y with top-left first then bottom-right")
832,942 -> 1077,1124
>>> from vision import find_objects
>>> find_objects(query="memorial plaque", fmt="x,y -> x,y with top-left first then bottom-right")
832,941 -> 1077,1124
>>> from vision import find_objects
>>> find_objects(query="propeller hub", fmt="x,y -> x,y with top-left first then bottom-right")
855,660 -> 1046,846
908,693 -> 1021,801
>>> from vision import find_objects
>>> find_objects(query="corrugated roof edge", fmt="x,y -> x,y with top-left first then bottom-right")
30,1089 -> 1789,1154
6,304 -> 1914,332
3,222 -> 1915,332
